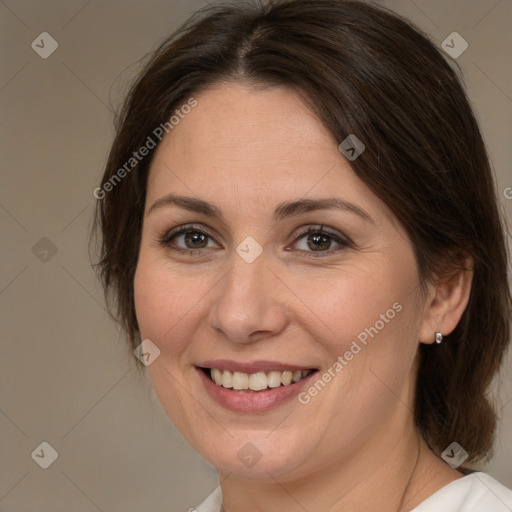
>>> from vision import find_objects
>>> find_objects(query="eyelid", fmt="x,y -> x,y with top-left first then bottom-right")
291,223 -> 350,242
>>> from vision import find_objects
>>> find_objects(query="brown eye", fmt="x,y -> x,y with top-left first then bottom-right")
291,226 -> 350,258
159,225 -> 220,255
182,231 -> 209,249
306,232 -> 332,251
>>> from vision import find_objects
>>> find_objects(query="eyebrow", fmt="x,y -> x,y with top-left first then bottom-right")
148,193 -> 374,224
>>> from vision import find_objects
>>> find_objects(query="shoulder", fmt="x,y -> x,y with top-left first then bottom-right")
412,472 -> 512,512
190,486 -> 222,512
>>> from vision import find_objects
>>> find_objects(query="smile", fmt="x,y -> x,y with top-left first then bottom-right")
205,368 -> 315,391
196,363 -> 319,412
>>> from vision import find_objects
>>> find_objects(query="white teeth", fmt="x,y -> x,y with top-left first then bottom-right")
232,371 -> 249,390
248,372 -> 268,391
281,371 -> 293,385
221,370 -> 233,388
267,371 -> 282,388
211,368 -> 223,386
208,368 -> 314,391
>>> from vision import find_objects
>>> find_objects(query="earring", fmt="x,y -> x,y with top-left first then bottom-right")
435,332 -> 443,344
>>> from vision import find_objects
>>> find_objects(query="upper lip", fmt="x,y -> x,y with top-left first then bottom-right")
197,360 -> 317,374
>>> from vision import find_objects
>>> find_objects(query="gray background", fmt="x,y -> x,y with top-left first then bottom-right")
0,0 -> 511,511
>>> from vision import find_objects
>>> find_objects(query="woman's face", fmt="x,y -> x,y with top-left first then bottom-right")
134,82 -> 429,481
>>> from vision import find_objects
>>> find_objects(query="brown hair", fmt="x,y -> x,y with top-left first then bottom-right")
92,0 -> 511,464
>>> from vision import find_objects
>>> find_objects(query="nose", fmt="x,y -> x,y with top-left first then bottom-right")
207,250 -> 289,344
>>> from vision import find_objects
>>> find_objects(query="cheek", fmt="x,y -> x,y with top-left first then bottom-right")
133,258 -> 202,429
133,254 -> 221,366
292,254 -> 419,350
133,257 -> 190,351
294,253 -> 422,417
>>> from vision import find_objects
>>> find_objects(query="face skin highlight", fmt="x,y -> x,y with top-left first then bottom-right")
133,83 -> 471,511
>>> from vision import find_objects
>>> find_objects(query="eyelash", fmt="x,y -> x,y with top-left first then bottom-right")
158,224 -> 351,259
287,226 -> 351,258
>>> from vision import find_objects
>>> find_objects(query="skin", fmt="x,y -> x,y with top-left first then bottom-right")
134,82 -> 473,511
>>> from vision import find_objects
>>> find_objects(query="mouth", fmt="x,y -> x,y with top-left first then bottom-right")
199,367 -> 316,392
195,363 -> 319,412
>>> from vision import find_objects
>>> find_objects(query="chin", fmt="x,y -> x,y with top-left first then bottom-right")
189,429 -> 315,481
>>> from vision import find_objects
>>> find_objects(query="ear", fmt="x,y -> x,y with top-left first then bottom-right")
419,254 -> 474,344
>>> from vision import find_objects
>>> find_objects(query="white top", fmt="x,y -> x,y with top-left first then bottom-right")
191,472 -> 512,511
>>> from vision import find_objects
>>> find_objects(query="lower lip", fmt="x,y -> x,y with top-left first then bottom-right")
197,368 -> 317,413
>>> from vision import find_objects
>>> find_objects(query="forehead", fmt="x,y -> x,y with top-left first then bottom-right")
145,82 -> 387,222
153,83 -> 335,173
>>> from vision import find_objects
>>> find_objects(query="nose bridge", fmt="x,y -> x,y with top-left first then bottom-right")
221,249 -> 270,314
208,249 -> 288,343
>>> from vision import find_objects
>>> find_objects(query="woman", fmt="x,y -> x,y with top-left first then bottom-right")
93,0 -> 512,510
